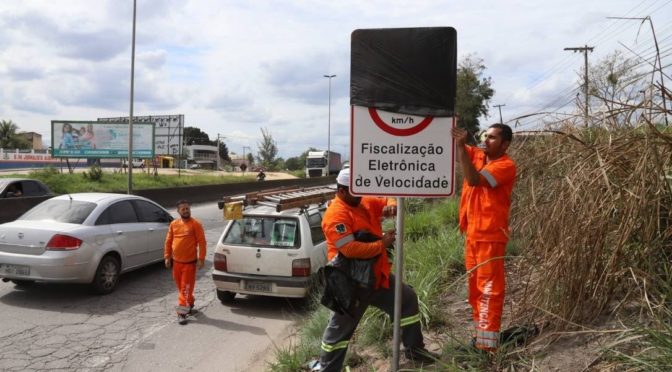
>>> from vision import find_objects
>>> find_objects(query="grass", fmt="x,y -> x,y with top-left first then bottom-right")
0,166 -> 256,194
268,198 -> 467,371
606,278 -> 672,371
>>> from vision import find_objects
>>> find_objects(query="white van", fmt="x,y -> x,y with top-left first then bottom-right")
121,159 -> 145,168
212,187 -> 334,303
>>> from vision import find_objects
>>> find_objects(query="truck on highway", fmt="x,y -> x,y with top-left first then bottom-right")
305,150 -> 341,177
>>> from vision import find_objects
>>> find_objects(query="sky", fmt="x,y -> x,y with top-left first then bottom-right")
1,0 -> 671,159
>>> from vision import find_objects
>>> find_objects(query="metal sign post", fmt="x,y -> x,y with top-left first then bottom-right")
350,27 -> 456,371
391,197 -> 405,371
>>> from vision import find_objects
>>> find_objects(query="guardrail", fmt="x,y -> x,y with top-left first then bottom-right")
0,176 -> 337,224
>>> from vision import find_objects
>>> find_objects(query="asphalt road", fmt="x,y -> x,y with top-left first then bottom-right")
0,201 -> 308,372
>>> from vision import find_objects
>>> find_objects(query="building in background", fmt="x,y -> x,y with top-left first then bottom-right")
184,144 -> 217,169
19,132 -> 43,150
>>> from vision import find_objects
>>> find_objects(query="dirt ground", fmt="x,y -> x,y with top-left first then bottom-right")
312,270 -> 621,372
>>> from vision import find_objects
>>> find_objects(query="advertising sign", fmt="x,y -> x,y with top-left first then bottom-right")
98,114 -> 184,156
51,121 -> 154,158
350,106 -> 454,197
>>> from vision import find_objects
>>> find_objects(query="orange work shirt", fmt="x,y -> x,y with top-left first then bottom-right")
459,145 -> 517,242
322,196 -> 396,289
164,218 -> 207,263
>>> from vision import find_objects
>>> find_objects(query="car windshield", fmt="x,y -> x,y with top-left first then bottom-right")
19,199 -> 97,224
223,216 -> 299,248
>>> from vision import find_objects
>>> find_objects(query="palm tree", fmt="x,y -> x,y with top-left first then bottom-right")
0,120 -> 30,149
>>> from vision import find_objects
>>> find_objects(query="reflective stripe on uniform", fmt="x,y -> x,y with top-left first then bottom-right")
400,313 -> 421,327
476,338 -> 498,348
335,234 -> 355,249
477,329 -> 498,339
480,169 -> 497,187
476,329 -> 499,348
321,340 -> 349,352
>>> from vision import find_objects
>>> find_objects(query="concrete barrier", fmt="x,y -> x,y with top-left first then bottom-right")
134,176 -> 336,208
0,176 -> 337,223
0,196 -> 52,223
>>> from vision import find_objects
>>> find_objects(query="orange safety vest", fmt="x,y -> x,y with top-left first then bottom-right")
459,145 -> 516,242
322,196 -> 395,289
164,218 -> 207,263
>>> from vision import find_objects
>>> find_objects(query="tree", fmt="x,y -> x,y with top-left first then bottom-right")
0,120 -> 30,149
247,152 -> 254,166
217,142 -> 231,162
284,156 -> 303,170
183,126 -> 211,145
455,55 -> 495,139
256,127 -> 278,170
587,50 -> 646,124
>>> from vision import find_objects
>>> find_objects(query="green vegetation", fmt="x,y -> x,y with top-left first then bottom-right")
0,119 -> 31,149
0,167 -> 256,194
268,198 -> 471,371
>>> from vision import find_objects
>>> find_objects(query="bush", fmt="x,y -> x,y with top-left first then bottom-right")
83,164 -> 103,181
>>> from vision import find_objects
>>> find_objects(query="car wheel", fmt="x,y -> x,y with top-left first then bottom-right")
11,279 -> 35,287
92,255 -> 120,295
217,290 -> 236,303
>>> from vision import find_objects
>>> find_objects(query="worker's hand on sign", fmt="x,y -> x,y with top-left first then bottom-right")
451,127 -> 468,146
382,205 -> 397,217
382,229 -> 396,249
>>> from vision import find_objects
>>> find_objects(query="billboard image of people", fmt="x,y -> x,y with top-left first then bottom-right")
52,121 -> 154,158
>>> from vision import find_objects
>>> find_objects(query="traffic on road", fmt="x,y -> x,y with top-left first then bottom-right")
0,199 -> 315,371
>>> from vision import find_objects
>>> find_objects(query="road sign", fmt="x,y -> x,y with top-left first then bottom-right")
350,106 -> 454,197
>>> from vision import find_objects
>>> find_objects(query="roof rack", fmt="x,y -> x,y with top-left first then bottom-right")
218,186 -> 336,212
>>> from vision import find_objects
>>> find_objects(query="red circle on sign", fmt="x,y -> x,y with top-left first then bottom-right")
368,107 -> 434,136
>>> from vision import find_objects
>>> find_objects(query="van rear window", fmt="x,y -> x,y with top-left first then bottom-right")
223,216 -> 299,248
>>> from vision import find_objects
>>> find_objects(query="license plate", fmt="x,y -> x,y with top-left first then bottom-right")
245,281 -> 271,293
0,263 -> 30,276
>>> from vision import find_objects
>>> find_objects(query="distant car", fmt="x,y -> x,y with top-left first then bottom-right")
341,161 -> 350,170
212,187 -> 331,303
189,163 -> 201,169
0,193 -> 173,294
122,159 -> 145,168
0,178 -> 54,224
0,178 -> 51,199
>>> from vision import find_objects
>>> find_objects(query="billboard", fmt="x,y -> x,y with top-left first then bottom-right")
51,121 -> 155,158
98,114 -> 184,156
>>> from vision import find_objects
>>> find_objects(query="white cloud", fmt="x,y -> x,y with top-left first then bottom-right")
1,0 -> 670,157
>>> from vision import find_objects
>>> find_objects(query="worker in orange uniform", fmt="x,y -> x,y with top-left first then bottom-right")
452,123 -> 516,351
164,199 -> 207,325
316,168 -> 438,371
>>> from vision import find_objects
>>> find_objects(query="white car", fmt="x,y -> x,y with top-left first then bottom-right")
0,193 -> 173,294
212,187 -> 332,302
122,159 -> 145,168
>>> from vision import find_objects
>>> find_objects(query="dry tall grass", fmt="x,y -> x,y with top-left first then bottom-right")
508,91 -> 672,329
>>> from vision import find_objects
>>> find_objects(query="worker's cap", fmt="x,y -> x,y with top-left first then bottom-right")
336,168 -> 350,187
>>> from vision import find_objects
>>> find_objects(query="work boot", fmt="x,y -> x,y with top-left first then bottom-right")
404,347 -> 441,364
188,306 -> 199,316
177,314 -> 188,325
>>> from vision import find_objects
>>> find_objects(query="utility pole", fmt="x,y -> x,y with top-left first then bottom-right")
323,74 -> 336,175
216,134 -> 221,172
242,145 -> 250,174
608,16 -> 668,126
127,0 -> 137,194
494,104 -> 506,124
564,45 -> 594,127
